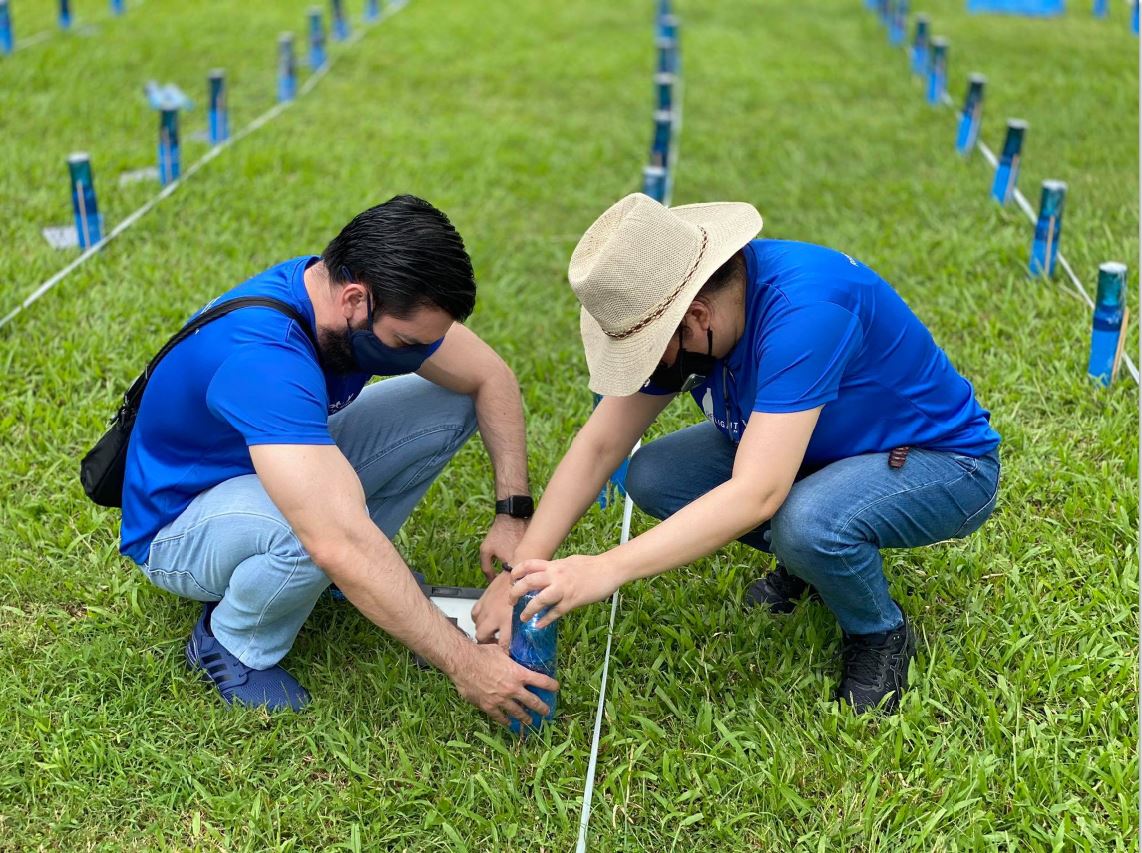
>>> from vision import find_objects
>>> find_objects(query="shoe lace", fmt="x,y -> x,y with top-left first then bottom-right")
842,636 -> 893,684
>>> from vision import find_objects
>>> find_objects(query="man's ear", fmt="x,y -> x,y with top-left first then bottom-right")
339,282 -> 368,319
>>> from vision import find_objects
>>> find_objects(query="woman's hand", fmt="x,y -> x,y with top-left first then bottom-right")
508,555 -> 622,628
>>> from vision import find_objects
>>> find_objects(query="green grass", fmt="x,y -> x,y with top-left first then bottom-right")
0,0 -> 1137,849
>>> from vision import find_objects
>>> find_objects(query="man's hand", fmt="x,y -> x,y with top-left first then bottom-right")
479,515 -> 528,581
451,643 -> 559,728
472,570 -> 514,649
509,555 -> 621,629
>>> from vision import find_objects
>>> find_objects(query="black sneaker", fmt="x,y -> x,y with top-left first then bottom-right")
744,563 -> 819,614
836,609 -> 916,714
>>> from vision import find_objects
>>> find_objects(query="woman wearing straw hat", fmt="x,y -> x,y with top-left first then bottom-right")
473,192 -> 1001,713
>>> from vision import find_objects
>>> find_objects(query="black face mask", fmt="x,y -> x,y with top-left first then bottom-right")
338,278 -> 440,376
646,327 -> 717,393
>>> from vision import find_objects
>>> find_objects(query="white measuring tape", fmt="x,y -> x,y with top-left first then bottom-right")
0,2 -> 402,331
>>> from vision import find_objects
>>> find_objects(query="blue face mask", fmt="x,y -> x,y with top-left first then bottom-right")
346,282 -> 441,376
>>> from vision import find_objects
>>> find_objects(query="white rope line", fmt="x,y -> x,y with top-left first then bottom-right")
0,3 -> 400,331
9,0 -> 148,53
921,38 -> 1137,383
12,30 -> 51,51
574,446 -> 637,853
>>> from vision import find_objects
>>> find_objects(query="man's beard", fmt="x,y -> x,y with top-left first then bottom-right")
317,324 -> 358,375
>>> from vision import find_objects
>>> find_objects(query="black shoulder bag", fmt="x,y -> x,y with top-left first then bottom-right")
80,296 -> 317,508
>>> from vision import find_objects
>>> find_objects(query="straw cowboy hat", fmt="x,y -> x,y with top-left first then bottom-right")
570,193 -> 763,397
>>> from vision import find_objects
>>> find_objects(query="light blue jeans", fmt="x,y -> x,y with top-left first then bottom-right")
141,375 -> 478,669
624,422 -> 1000,636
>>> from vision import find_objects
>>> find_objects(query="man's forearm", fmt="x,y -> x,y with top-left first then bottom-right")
472,365 -> 530,498
320,529 -> 472,675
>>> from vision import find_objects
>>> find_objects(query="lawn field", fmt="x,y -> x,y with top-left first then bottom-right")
0,0 -> 1137,850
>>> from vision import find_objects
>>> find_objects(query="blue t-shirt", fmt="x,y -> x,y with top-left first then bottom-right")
649,239 -> 1000,468
122,256 -> 384,564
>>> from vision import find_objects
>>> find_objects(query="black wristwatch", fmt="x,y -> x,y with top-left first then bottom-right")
495,495 -> 534,519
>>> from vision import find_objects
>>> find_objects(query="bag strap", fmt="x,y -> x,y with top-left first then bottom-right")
123,296 -> 319,410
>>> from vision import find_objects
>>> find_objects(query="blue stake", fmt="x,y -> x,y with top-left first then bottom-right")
1133,0 -> 1139,34
650,109 -> 672,170
656,0 -> 673,31
911,14 -> 930,76
278,33 -> 297,102
655,71 -> 675,115
643,165 -> 667,204
955,72 -> 985,156
158,108 -> 180,185
656,35 -> 677,74
1029,180 -> 1066,278
308,7 -> 327,70
1093,0 -> 1108,17
59,0 -> 72,30
1088,262 -> 1128,386
68,152 -> 102,249
990,118 -> 1026,205
331,0 -> 349,41
0,0 -> 13,56
208,69 -> 229,145
889,0 -> 908,44
364,0 -> 381,22
110,0 -> 124,15
927,36 -> 947,105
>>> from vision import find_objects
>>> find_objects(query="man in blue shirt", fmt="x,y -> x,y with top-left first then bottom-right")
474,193 -> 1000,713
125,195 -> 556,722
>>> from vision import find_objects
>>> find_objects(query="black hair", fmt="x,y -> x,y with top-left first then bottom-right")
697,249 -> 745,301
322,194 -> 476,321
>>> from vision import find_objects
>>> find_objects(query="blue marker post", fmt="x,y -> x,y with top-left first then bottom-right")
656,0 -> 673,32
331,0 -> 349,41
1029,180 -> 1066,278
650,109 -> 672,172
1093,0 -> 1108,18
308,7 -> 326,70
955,72 -> 985,156
643,165 -> 667,204
889,0 -> 908,45
364,0 -> 381,23
927,36 -> 947,105
911,14 -> 930,76
110,0 -> 125,16
158,108 -> 180,185
990,118 -> 1027,205
1133,0 -> 1139,34
656,35 -> 677,74
655,71 -> 675,115
1088,262 -> 1128,386
68,152 -> 102,249
278,33 -> 297,103
208,69 -> 229,145
59,0 -> 72,30
0,0 -> 13,56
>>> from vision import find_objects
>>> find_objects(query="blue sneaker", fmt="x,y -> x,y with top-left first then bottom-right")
185,604 -> 310,712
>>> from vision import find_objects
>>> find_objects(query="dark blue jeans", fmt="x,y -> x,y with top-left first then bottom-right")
624,422 -> 1000,635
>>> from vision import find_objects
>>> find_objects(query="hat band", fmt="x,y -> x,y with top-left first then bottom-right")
602,226 -> 709,340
